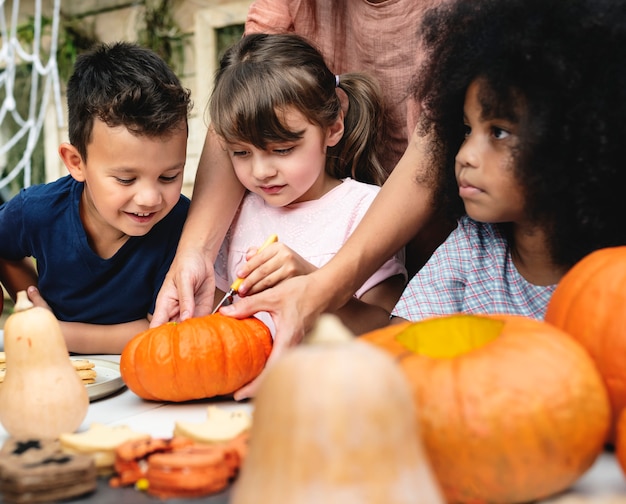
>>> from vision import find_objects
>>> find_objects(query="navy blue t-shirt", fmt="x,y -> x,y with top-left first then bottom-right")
0,175 -> 189,324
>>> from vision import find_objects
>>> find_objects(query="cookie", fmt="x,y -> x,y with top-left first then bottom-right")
70,359 -> 97,384
0,438 -> 62,460
60,423 -> 150,475
0,356 -> 97,384
109,436 -> 195,488
145,442 -> 242,499
75,369 -> 97,384
70,359 -> 94,370
173,406 -> 252,444
0,438 -> 97,503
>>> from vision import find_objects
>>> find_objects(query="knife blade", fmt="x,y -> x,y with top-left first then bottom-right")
211,233 -> 279,314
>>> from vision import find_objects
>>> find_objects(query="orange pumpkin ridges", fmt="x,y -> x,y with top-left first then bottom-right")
361,314 -> 610,504
545,245 -> 626,443
120,314 -> 272,402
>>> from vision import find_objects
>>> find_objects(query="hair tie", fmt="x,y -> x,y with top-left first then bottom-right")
335,75 -> 340,88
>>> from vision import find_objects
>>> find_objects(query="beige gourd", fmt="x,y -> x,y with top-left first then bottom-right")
0,291 -> 89,438
231,314 -> 444,504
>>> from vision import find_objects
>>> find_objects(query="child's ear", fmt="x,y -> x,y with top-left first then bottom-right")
325,112 -> 345,148
58,143 -> 85,181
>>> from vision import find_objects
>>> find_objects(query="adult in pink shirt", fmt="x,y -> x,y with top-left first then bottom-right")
246,0 -> 443,173
152,1 -> 453,397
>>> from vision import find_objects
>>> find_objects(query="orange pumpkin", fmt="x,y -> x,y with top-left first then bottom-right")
362,314 -> 610,504
615,409 -> 626,477
545,246 -> 626,442
120,314 -> 272,402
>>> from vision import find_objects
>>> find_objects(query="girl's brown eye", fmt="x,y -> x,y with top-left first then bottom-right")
492,127 -> 510,140
274,147 -> 294,155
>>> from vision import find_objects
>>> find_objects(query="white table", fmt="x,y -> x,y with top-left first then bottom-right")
0,355 -> 250,503
79,355 -> 253,438
0,354 -> 625,503
0,354 -> 253,440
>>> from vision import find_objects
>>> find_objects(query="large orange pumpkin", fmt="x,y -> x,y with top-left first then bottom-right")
362,314 -> 610,504
120,314 -> 272,402
615,409 -> 626,477
545,246 -> 626,442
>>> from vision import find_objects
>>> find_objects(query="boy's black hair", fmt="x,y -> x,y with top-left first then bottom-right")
413,0 -> 626,267
66,42 -> 192,160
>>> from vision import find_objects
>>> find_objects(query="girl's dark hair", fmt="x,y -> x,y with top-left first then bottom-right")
66,42 -> 192,160
412,0 -> 626,267
210,33 -> 387,186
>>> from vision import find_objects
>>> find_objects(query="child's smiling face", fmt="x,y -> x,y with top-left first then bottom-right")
455,79 -> 525,224
77,119 -> 187,241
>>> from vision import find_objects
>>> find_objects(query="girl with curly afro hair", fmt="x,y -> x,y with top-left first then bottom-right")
394,0 -> 626,321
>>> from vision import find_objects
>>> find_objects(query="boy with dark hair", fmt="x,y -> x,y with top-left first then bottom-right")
0,42 -> 191,353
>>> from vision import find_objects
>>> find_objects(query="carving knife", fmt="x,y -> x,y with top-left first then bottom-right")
211,234 -> 279,314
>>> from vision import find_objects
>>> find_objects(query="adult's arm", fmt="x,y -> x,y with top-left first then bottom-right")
333,273 -> 407,335
150,127 -> 245,326
226,128 -> 443,399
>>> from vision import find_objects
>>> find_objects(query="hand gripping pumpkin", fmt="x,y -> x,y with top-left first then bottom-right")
362,314 -> 610,504
120,314 -> 272,402
545,246 -> 626,442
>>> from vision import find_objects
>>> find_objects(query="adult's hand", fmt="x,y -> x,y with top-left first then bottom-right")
149,126 -> 246,328
221,128 -> 442,397
150,247 -> 217,327
221,273 -> 331,400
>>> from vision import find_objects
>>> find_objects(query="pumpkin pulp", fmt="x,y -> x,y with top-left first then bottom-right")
394,315 -> 502,358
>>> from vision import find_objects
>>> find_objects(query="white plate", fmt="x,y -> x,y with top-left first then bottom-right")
71,357 -> 126,402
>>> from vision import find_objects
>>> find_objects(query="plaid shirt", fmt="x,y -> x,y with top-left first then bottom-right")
393,216 -> 556,321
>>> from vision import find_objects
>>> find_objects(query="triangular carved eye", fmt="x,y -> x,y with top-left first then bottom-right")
12,439 -> 42,455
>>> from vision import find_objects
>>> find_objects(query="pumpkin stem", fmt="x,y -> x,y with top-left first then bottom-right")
305,314 -> 355,345
13,290 -> 34,313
